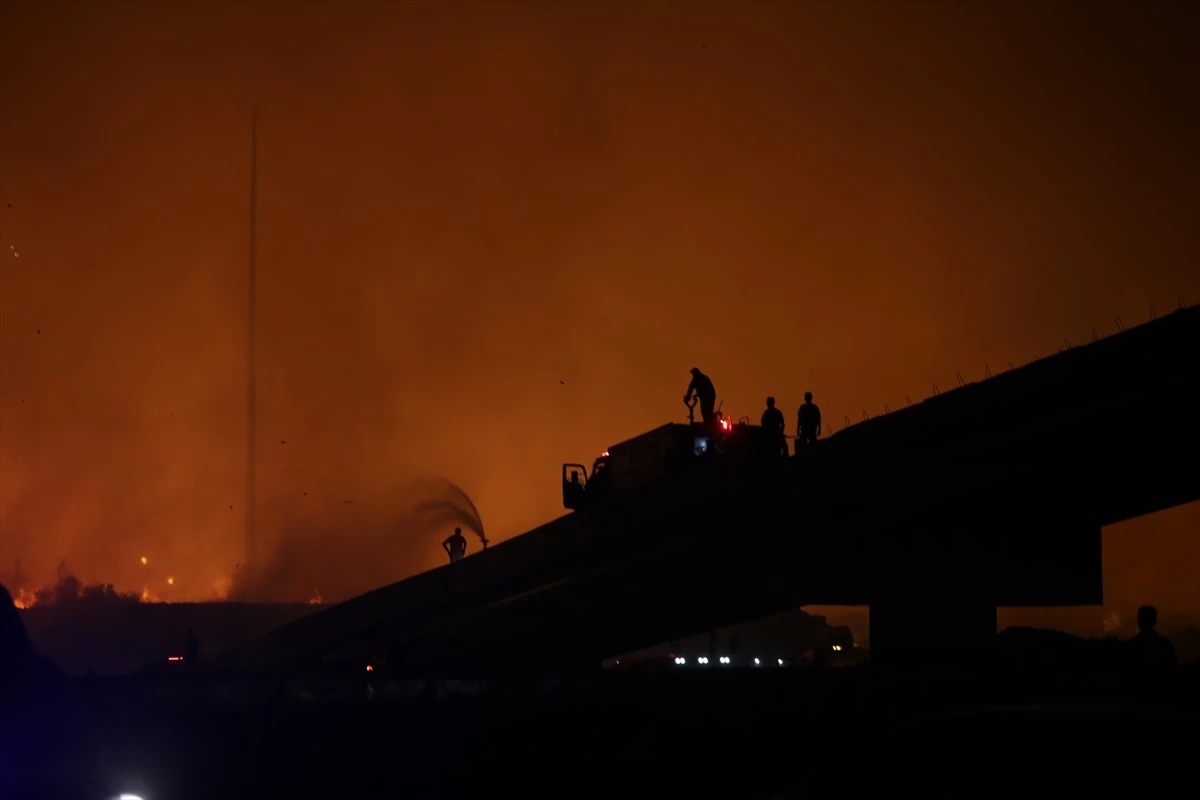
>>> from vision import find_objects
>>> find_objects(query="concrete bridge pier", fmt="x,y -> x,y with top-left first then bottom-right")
861,516 -> 1002,667
864,510 -> 1102,667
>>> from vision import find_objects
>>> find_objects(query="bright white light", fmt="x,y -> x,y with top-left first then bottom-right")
754,658 -> 760,665
832,645 -> 842,651
117,794 -> 145,800
719,656 -> 730,664
675,657 -> 685,665
698,656 -> 709,664
777,658 -> 784,665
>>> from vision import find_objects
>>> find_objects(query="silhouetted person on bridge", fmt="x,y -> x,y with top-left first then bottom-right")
443,527 -> 468,563
796,392 -> 821,452
684,367 -> 717,427
761,397 -> 787,456
1125,605 -> 1176,671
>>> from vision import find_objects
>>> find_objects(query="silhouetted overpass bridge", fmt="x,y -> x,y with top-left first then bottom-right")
213,306 -> 1200,672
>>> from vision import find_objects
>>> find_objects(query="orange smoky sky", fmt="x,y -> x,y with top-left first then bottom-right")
1,1 -> 1197,621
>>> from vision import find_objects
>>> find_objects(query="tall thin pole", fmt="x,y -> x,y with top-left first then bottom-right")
246,104 -> 260,571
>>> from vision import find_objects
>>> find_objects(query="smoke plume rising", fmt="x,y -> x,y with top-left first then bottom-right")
229,477 -> 485,602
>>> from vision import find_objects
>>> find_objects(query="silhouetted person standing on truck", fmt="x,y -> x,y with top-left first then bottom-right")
796,392 -> 821,451
761,397 -> 787,456
685,367 -> 717,426
443,527 -> 468,563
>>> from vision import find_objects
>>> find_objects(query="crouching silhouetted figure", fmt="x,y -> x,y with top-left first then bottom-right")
684,367 -> 717,427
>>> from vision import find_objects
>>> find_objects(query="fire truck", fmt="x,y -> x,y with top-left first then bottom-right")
562,411 -> 773,510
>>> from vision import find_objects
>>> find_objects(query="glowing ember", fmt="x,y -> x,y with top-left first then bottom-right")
307,589 -> 322,605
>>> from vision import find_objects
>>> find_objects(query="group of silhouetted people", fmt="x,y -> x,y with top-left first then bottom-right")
685,367 -> 822,457
761,393 -> 822,456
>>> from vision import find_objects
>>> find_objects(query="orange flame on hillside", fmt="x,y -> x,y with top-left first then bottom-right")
10,575 -> 151,609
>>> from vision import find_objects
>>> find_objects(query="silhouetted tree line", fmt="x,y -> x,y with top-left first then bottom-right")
26,573 -> 142,609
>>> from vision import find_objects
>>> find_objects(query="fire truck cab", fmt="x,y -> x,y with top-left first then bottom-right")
562,415 -> 758,511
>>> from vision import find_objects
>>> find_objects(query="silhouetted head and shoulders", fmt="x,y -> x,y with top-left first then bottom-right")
762,397 -> 785,430
687,367 -> 715,396
444,527 -> 467,551
1125,605 -> 1177,670
798,392 -> 821,426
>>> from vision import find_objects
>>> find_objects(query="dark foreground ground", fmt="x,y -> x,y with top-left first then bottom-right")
4,664 -> 1198,800
18,601 -> 318,676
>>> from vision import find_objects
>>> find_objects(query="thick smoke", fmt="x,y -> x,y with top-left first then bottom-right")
1,1 -> 1199,627
229,477 -> 485,603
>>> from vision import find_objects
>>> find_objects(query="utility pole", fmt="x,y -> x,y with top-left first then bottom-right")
246,104 -> 260,571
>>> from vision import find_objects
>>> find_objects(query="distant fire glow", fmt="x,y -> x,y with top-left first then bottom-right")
140,556 -> 148,565
10,577 -> 154,609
